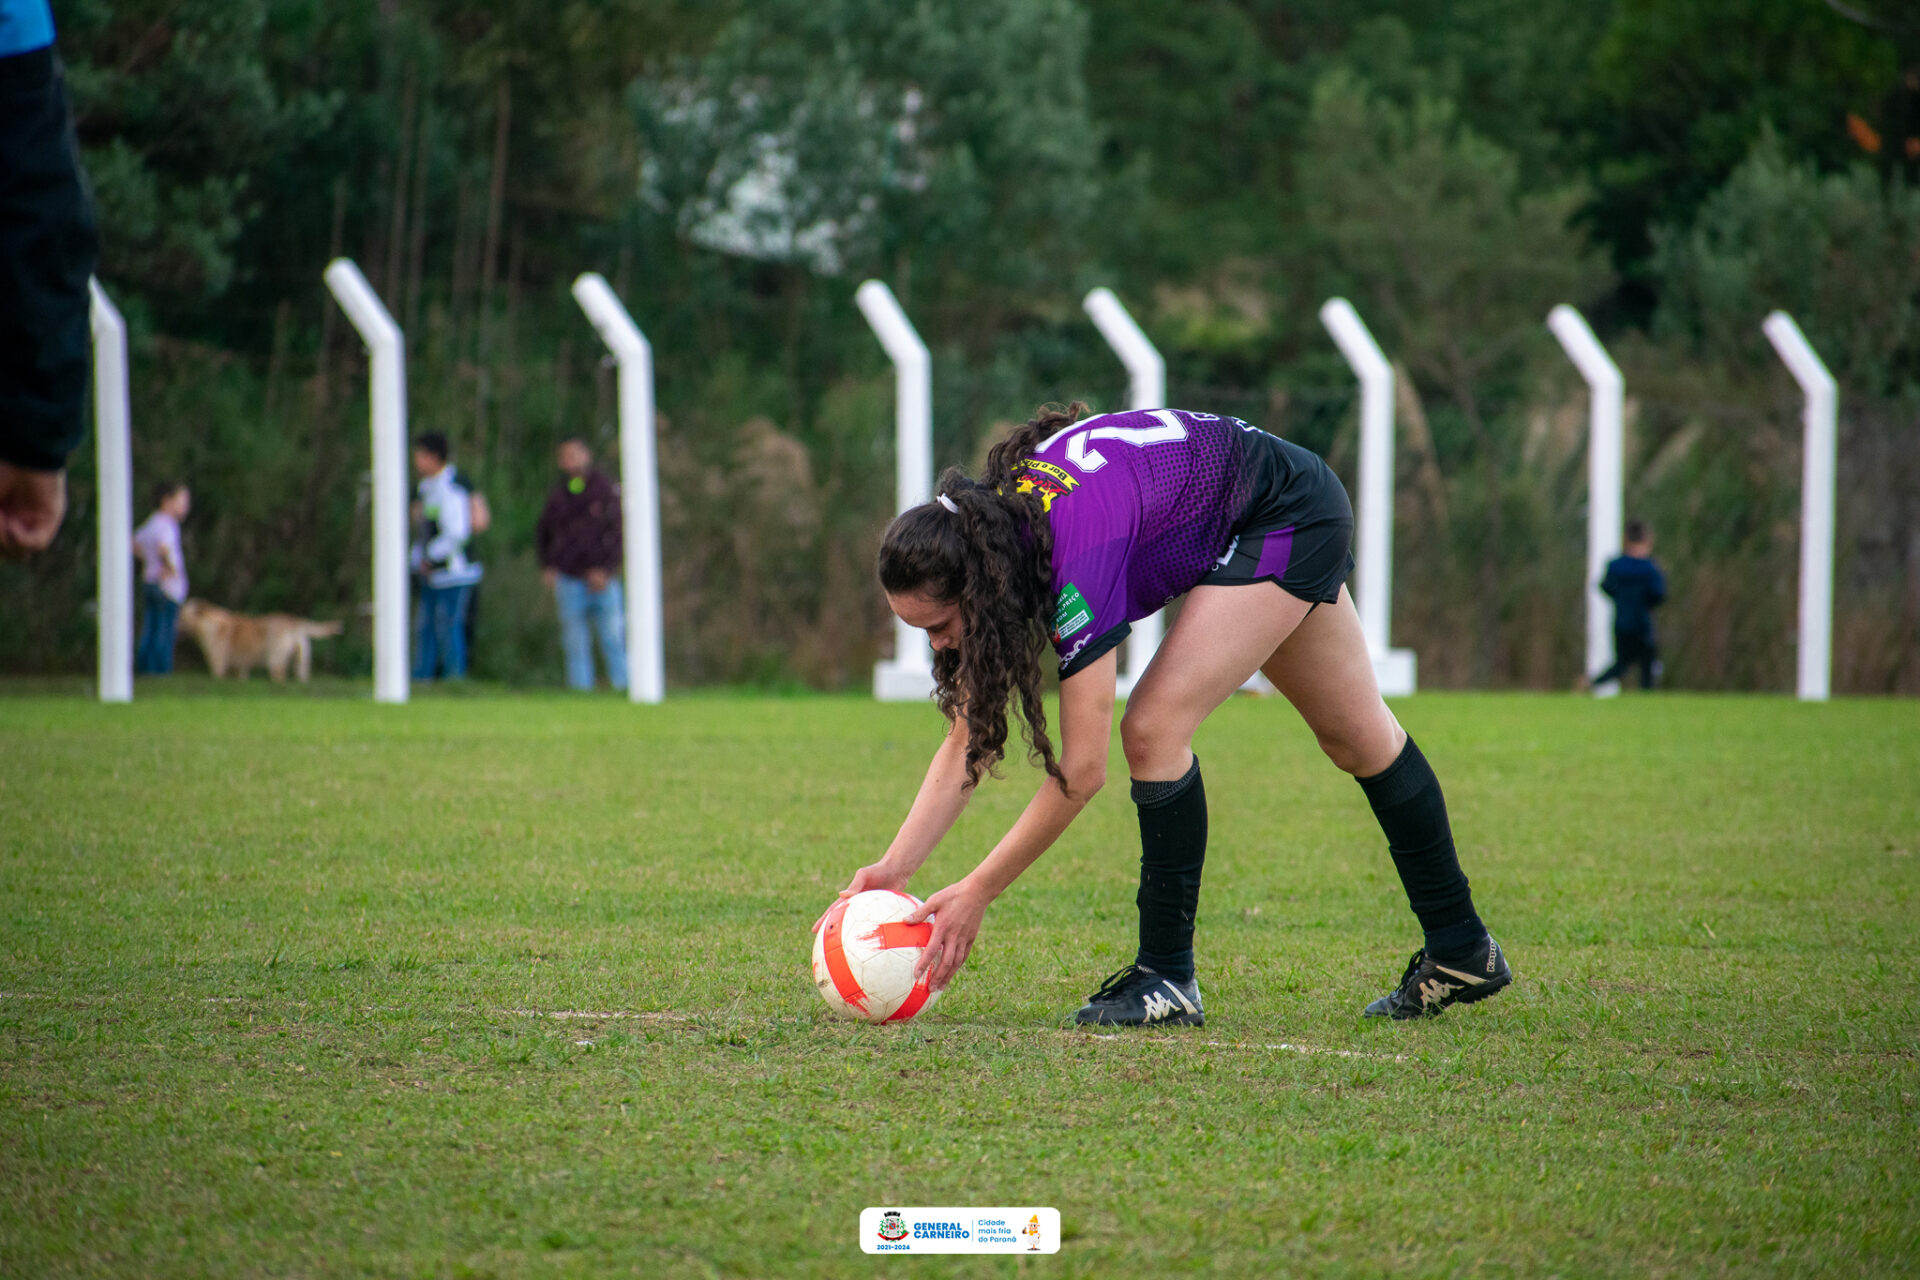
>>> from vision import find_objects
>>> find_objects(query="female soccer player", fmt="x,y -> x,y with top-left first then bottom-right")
824,404 -> 1510,1024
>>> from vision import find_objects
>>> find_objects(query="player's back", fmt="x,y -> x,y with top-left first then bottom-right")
1022,409 -> 1257,627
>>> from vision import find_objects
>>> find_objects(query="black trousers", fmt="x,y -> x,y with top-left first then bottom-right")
1593,628 -> 1659,689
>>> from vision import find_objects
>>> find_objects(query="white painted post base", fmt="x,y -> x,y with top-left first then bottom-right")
1373,649 -> 1417,697
873,659 -> 936,702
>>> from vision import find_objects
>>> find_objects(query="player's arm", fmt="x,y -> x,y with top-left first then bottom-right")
813,713 -> 974,926
908,648 -> 1118,989
876,714 -> 976,880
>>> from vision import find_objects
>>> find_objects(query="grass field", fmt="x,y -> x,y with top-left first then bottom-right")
2,683 -> 1916,1277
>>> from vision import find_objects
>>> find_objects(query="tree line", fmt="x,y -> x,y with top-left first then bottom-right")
4,0 -> 1916,693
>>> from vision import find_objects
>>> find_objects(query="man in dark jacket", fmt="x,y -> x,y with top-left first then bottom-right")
1588,519 -> 1667,690
0,0 -> 99,555
535,438 -> 627,691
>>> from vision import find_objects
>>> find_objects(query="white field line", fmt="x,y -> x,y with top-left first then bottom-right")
5,994 -> 1393,1060
1206,1039 -> 1409,1063
1088,1032 -> 1409,1063
500,1008 -> 694,1024
4,993 -> 692,1025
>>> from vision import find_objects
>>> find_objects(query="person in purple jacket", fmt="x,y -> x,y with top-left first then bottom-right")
536,438 -> 628,692
821,403 -> 1510,1025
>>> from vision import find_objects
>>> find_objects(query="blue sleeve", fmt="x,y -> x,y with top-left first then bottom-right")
0,0 -> 56,57
1648,562 -> 1667,606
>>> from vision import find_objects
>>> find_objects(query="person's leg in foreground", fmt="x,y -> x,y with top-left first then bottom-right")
1075,580 -> 1314,1026
1265,589 -> 1510,1018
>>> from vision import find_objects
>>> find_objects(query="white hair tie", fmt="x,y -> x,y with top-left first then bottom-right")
937,494 -> 960,513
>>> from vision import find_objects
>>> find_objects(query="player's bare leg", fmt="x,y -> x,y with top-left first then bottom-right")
1077,581 -> 1311,1027
1258,586 -> 1403,777
1267,586 -> 1510,1018
1121,581 -> 1313,781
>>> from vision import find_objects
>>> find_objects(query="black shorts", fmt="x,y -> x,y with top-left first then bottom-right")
1203,429 -> 1355,605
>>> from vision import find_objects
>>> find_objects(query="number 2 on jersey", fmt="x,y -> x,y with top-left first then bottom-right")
1062,409 -> 1189,474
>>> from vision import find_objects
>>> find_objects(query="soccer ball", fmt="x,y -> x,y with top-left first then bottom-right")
812,889 -> 942,1023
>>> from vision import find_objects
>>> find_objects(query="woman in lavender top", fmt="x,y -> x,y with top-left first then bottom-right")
131,481 -> 189,675
821,404 -> 1510,1025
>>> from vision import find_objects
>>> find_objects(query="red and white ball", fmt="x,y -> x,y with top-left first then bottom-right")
812,890 -> 941,1024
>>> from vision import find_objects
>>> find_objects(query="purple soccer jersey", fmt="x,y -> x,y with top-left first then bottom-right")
1018,409 -> 1258,673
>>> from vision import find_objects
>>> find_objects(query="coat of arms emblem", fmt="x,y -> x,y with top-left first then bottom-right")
877,1211 -> 909,1242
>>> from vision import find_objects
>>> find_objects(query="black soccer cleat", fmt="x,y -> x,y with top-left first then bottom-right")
1073,964 -> 1204,1027
1363,935 -> 1512,1020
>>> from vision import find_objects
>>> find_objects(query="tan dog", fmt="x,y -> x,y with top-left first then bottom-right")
178,599 -> 343,682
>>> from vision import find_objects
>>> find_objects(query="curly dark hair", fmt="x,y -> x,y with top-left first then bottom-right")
877,403 -> 1092,792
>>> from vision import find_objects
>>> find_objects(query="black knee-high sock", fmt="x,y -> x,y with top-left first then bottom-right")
1133,754 -> 1206,983
1356,738 -> 1484,962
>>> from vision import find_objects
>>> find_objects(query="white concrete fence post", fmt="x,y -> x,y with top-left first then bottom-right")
1762,311 -> 1837,703
323,258 -> 409,704
1319,298 -> 1416,695
1082,287 -> 1167,698
89,279 -> 133,703
856,279 -> 937,702
1547,304 -> 1626,698
571,273 -> 667,704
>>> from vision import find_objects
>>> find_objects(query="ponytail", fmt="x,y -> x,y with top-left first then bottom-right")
878,403 -> 1090,791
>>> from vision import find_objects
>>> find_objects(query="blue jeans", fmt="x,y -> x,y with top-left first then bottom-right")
135,583 -> 179,674
413,582 -> 475,679
555,573 -> 628,691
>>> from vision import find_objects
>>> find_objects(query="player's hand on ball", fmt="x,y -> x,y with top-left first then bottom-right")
906,881 -> 988,992
813,861 -> 908,933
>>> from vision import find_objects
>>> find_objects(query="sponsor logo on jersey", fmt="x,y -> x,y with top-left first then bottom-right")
1052,583 -> 1091,641
1060,630 -> 1094,666
1014,459 -> 1079,512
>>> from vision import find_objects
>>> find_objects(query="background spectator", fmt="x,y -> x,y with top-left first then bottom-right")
130,481 -> 189,674
409,433 -> 482,680
536,438 -> 627,692
1587,519 -> 1668,691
